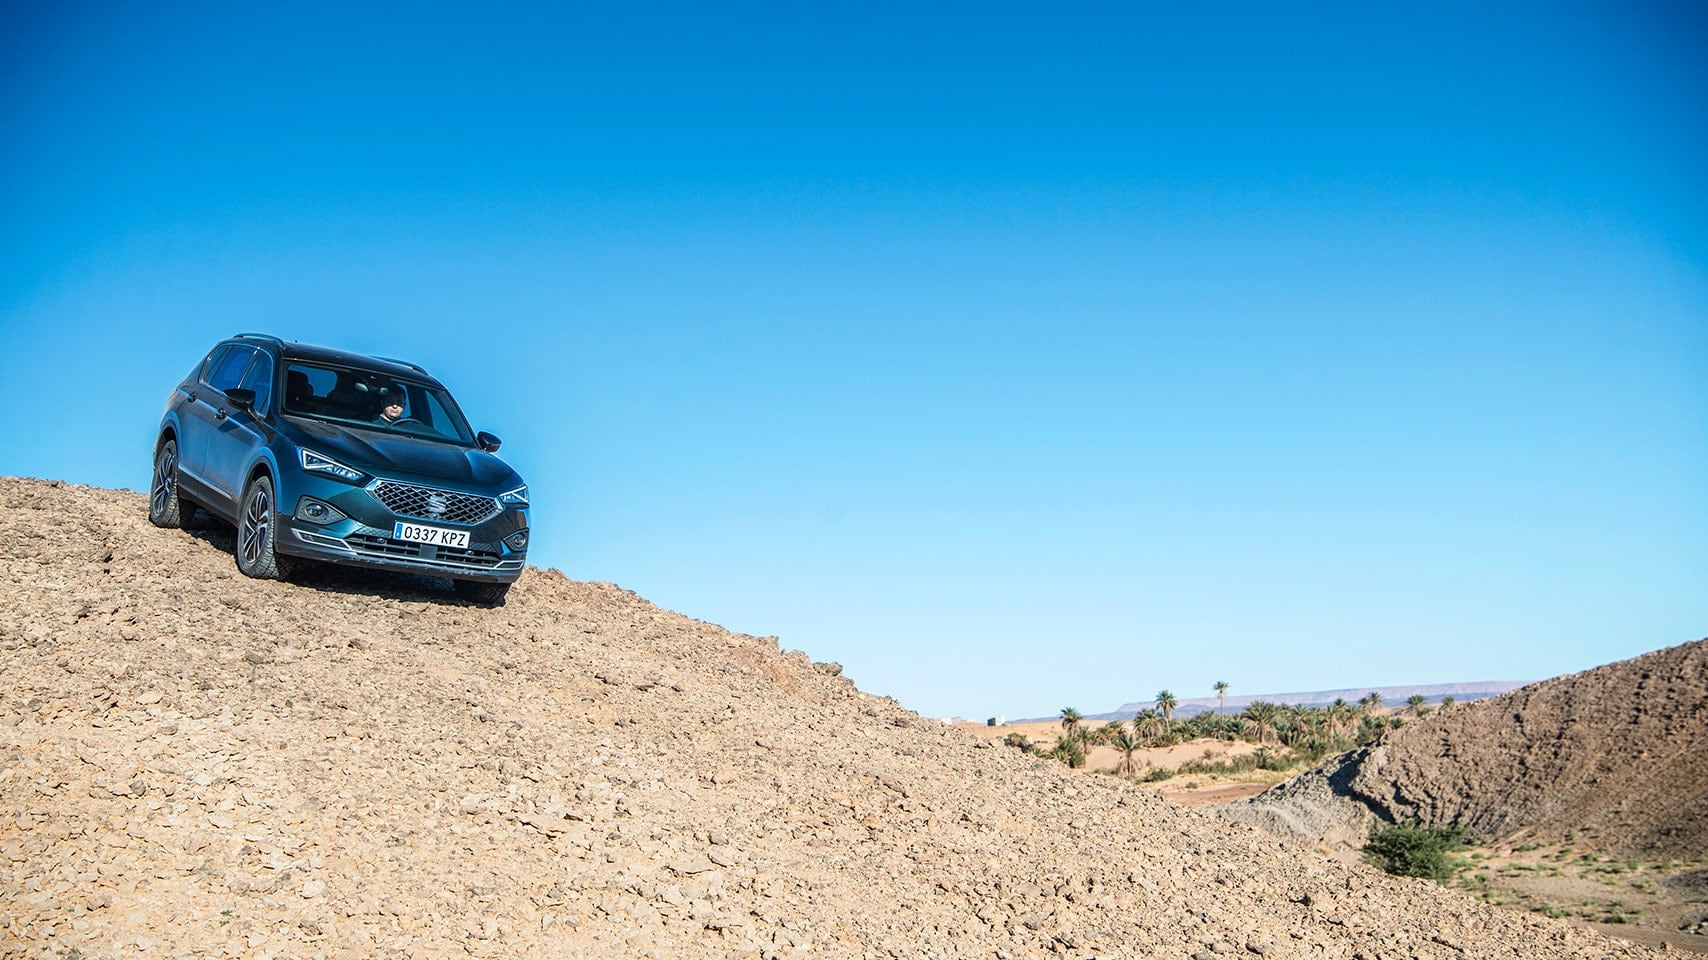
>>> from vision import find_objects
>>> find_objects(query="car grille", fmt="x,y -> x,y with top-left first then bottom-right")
370,480 -> 499,525
345,534 -> 508,569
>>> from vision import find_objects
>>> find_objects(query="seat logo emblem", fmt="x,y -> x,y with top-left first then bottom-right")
425,494 -> 448,518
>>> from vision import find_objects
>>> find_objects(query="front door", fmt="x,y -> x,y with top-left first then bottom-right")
203,350 -> 276,505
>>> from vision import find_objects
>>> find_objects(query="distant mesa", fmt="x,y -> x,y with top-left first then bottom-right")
1016,681 -> 1528,724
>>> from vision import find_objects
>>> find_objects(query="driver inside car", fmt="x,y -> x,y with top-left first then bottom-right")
376,390 -> 406,425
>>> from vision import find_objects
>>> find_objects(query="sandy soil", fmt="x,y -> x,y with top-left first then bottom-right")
1156,780 -> 1277,807
953,723 -> 1282,803
954,722 -> 1262,769
1451,844 -> 1708,955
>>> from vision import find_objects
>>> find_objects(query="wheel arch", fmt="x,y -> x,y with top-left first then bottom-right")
244,451 -> 280,491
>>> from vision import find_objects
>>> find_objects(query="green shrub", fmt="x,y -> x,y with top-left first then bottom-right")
1363,823 -> 1467,882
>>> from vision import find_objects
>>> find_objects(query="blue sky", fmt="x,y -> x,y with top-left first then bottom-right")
3,1 -> 1704,719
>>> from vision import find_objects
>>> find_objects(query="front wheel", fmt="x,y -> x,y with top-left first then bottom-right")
235,475 -> 293,580
453,580 -> 510,606
149,439 -> 194,528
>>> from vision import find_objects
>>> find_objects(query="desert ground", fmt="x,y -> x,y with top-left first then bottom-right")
963,704 -> 1707,955
1226,638 -> 1708,954
2,476 -> 1693,958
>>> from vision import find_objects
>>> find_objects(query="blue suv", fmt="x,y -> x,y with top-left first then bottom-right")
151,334 -> 529,604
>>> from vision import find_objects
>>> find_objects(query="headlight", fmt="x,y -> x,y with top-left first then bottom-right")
499,484 -> 529,507
300,449 -> 363,482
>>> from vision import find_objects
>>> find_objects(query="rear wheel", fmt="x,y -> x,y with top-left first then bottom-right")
149,439 -> 194,528
236,474 -> 293,580
453,580 -> 510,606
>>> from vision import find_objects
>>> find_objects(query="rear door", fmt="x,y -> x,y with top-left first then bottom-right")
180,344 -> 257,512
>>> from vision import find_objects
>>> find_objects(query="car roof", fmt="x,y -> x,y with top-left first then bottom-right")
231,334 -> 446,388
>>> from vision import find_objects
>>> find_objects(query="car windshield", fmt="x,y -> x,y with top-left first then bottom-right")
280,361 -> 476,445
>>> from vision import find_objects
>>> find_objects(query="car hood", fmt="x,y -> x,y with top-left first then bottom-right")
283,417 -> 522,489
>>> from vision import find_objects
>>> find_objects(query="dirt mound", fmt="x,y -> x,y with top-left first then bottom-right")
1,477 -> 1664,958
1234,640 -> 1708,859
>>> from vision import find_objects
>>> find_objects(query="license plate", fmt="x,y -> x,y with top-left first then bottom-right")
393,522 -> 469,549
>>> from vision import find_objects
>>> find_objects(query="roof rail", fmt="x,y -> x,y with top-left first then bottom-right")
375,355 -> 429,375
233,332 -> 285,346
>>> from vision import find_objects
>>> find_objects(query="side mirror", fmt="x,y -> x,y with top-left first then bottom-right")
225,388 -> 257,410
476,431 -> 502,453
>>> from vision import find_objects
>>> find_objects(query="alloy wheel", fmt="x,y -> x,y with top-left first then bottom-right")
151,445 -> 176,518
241,485 -> 270,566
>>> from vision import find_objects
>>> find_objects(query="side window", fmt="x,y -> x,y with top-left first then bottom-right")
206,346 -> 256,393
199,346 -> 231,385
238,352 -> 275,415
284,364 -> 337,414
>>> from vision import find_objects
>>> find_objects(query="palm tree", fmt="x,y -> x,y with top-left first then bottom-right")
1072,724 -> 1096,754
1289,703 -> 1314,739
1131,708 -> 1165,746
1327,698 -> 1353,740
1359,691 -> 1383,714
1407,694 -> 1427,716
1221,716 -> 1248,742
1243,700 -> 1281,745
1212,681 -> 1229,725
1155,690 -> 1178,724
1358,713 -> 1387,741
1109,727 -> 1143,776
1060,707 -> 1082,737
1051,733 -> 1086,769
1441,695 -> 1456,709
1094,721 -> 1125,746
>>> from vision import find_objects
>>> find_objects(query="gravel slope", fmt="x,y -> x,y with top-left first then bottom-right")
1,477 -> 1663,959
1232,639 -> 1708,859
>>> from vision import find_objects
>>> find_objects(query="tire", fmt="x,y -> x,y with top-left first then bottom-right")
453,580 -> 511,606
149,438 -> 194,528
235,474 -> 294,580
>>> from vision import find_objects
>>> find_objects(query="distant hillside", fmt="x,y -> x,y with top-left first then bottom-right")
1231,639 -> 1708,859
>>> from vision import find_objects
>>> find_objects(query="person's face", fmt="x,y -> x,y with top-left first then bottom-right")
384,399 -> 403,417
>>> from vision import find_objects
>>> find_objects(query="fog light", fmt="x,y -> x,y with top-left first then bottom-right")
295,497 -> 347,525
503,530 -> 530,551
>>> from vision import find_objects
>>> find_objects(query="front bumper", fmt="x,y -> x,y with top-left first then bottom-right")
276,474 -> 528,584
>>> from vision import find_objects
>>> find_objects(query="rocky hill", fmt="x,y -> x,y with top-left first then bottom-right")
0,477 -> 1666,958
1231,640 -> 1708,858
